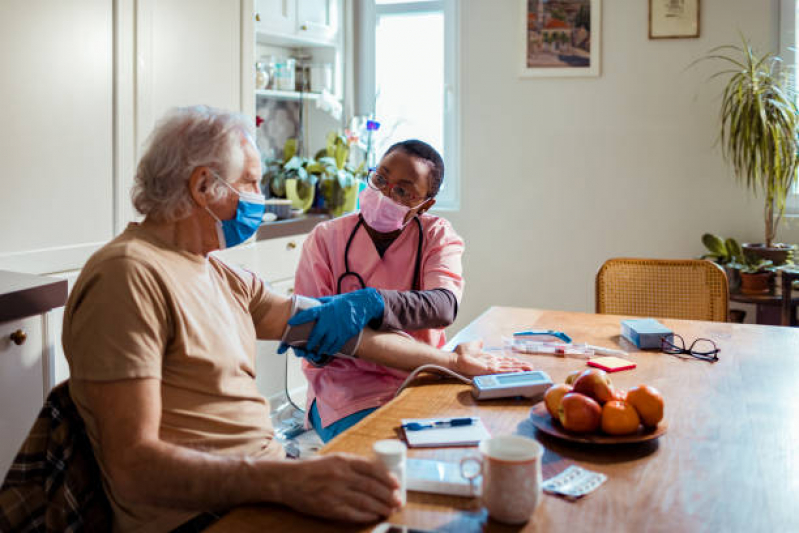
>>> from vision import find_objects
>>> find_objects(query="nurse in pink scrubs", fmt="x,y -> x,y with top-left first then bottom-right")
289,140 -> 466,442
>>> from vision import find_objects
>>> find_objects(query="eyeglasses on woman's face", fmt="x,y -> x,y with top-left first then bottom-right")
661,334 -> 720,362
367,170 -> 427,206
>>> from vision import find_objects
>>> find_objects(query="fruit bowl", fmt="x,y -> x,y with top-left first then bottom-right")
529,403 -> 668,444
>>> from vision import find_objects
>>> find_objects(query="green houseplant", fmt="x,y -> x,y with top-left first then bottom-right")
261,138 -> 319,212
701,37 -> 799,264
735,255 -> 774,295
314,132 -> 367,217
701,233 -> 744,289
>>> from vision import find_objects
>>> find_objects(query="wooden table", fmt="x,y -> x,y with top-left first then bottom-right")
207,307 -> 799,532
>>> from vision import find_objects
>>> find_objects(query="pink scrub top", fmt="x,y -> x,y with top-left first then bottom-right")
294,212 -> 465,427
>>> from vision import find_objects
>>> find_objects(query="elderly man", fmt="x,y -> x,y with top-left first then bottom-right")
62,106 -> 533,532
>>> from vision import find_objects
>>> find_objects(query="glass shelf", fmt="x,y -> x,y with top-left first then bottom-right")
256,89 -> 321,101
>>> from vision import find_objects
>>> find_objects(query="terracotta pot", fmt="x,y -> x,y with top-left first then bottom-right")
740,271 -> 772,294
742,243 -> 796,266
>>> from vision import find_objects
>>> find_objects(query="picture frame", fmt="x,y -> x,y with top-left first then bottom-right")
649,0 -> 700,39
519,0 -> 601,78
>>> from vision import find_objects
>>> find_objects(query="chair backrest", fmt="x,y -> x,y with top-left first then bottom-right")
0,381 -> 112,532
596,258 -> 729,322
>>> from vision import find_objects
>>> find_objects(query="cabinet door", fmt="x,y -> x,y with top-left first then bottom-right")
0,316 -> 45,479
255,0 -> 296,35
0,2 -> 113,262
296,0 -> 338,42
252,235 -> 308,283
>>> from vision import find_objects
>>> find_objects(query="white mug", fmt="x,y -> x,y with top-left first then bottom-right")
460,435 -> 543,524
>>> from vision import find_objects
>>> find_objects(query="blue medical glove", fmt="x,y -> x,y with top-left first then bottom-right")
287,288 -> 385,357
277,342 -> 333,367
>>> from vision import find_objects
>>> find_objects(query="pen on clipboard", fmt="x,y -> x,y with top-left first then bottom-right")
402,417 -> 476,431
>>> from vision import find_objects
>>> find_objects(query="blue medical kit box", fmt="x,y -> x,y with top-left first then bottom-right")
620,318 -> 673,349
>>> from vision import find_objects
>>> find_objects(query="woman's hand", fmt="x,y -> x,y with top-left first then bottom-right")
451,339 -> 535,377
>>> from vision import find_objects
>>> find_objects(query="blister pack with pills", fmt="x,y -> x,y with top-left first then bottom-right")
542,466 -> 607,499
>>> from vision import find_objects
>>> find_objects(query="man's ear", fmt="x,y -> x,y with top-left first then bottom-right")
189,167 -> 212,207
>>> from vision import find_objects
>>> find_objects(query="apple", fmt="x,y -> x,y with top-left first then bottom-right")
544,384 -> 573,418
564,370 -> 582,385
572,369 -> 614,404
558,392 -> 602,433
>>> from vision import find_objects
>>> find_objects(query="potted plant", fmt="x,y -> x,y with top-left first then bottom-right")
261,138 -> 318,213
701,233 -> 744,289
314,132 -> 367,217
734,256 -> 774,295
700,37 -> 799,265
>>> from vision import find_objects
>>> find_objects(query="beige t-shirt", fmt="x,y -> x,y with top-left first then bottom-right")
63,223 -> 284,532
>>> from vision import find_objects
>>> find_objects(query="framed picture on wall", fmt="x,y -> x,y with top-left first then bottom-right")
649,0 -> 700,39
520,0 -> 601,78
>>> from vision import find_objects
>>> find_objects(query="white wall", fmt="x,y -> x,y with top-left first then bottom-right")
445,0 -> 799,333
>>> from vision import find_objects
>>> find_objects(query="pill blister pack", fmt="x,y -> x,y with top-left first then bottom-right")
542,466 -> 607,499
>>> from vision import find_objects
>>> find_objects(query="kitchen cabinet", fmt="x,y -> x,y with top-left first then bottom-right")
255,0 -> 339,45
0,316 -> 46,479
0,271 -> 68,479
255,0 -> 297,35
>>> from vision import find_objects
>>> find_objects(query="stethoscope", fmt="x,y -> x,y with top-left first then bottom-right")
337,215 -> 424,295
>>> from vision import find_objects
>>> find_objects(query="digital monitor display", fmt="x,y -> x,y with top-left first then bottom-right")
496,373 -> 540,384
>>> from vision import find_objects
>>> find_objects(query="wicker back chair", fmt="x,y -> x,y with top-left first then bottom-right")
596,258 -> 729,322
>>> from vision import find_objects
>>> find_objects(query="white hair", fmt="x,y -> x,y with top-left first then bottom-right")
132,105 -> 256,222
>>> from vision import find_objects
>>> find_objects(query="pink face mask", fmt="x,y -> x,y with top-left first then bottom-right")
359,185 -> 423,233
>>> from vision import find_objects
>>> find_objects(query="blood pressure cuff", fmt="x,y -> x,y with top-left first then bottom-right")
281,295 -> 363,366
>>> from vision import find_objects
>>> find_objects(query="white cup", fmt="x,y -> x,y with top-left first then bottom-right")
460,435 -> 543,524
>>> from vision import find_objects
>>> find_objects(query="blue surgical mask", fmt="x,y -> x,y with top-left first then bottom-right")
205,174 -> 266,249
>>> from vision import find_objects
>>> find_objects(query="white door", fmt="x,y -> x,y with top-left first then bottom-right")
0,1 -> 114,260
0,316 -> 45,479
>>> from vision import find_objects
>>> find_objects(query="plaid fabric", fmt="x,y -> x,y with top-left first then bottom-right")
0,381 -> 112,533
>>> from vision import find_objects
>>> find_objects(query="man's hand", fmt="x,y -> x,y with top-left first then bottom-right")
287,288 -> 385,356
451,340 -> 535,377
278,453 -> 401,522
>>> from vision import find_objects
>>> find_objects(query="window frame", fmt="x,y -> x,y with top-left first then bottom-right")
359,0 -> 461,211
780,0 -> 799,215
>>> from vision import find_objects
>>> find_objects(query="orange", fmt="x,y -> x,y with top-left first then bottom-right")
626,385 -> 664,427
600,400 -> 640,435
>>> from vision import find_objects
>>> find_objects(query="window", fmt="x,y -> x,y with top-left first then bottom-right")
780,0 -> 799,215
359,0 -> 460,210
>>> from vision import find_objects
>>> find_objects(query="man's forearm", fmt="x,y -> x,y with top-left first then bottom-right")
114,439 -> 289,510
353,328 -> 456,371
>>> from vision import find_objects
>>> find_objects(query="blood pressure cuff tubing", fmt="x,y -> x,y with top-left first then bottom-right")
281,294 -> 363,366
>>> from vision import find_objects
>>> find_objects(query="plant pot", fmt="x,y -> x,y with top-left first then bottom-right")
742,243 -> 796,266
723,265 -> 741,291
328,183 -> 361,217
740,271 -> 772,294
285,178 -> 315,213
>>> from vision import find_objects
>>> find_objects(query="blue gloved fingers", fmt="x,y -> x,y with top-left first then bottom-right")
277,342 -> 290,355
288,306 -> 322,326
305,320 -> 331,353
318,331 -> 348,357
316,296 -> 334,304
291,346 -> 332,367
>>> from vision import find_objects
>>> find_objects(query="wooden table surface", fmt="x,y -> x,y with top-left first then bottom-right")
207,307 -> 799,532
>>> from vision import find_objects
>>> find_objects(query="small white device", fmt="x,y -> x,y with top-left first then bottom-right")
471,370 -> 553,400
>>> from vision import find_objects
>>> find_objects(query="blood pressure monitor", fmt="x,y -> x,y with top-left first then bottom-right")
471,371 -> 553,400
